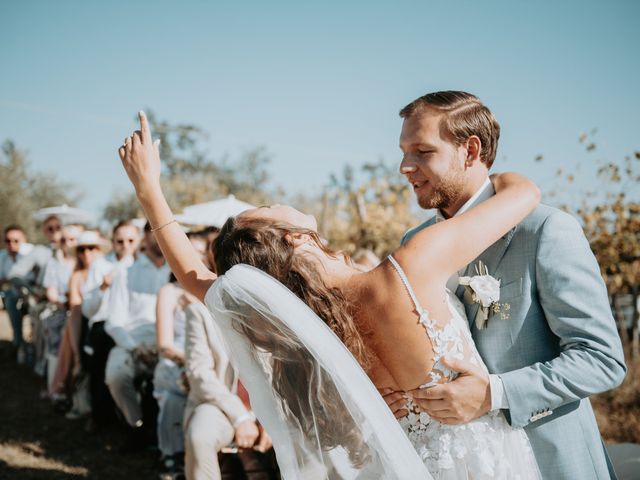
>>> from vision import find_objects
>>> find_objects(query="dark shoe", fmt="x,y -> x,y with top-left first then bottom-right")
119,423 -> 156,454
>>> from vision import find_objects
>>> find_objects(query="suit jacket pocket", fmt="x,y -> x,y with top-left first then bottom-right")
500,277 -> 523,301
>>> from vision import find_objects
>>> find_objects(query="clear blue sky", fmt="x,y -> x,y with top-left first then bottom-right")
1,0 -> 638,215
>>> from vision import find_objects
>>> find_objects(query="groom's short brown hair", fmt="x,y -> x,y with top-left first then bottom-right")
399,91 -> 501,168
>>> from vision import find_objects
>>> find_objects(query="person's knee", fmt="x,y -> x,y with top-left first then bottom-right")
105,355 -> 131,387
187,423 -> 231,455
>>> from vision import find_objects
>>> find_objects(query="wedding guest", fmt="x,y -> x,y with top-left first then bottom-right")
153,233 -> 207,473
81,219 -> 140,431
50,231 -> 104,415
183,300 -> 270,480
104,221 -> 170,448
0,224 -> 33,351
9,215 -> 62,369
41,224 -> 83,395
9,215 -> 62,289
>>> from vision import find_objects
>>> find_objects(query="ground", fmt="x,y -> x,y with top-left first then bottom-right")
0,311 -> 158,479
0,310 -> 638,478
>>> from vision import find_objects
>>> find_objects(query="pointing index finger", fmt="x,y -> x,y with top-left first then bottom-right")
139,110 -> 151,143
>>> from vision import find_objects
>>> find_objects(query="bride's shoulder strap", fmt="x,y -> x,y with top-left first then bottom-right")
387,254 -> 426,316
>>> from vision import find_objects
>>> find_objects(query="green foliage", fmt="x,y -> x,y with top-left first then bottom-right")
0,140 -> 80,242
103,111 -> 279,224
540,131 -> 640,295
321,160 -> 419,257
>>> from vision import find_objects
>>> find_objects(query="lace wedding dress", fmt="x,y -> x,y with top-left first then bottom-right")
387,255 -> 540,479
205,263 -> 540,479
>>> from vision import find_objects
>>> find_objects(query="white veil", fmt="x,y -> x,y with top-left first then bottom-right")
205,264 -> 432,479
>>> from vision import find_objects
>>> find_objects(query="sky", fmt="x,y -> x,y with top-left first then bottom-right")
1,0 -> 638,216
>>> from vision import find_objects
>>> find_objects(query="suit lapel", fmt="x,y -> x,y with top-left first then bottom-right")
464,227 -> 517,329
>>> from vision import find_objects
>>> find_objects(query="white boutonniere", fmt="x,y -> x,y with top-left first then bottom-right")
459,261 -> 510,330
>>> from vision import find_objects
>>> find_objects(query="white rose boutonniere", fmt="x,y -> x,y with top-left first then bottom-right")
459,261 -> 510,330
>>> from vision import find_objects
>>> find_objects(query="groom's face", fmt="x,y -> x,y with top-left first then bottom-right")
399,110 -> 467,210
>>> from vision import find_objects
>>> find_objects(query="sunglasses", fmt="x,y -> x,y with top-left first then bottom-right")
115,238 -> 137,245
78,245 -> 100,253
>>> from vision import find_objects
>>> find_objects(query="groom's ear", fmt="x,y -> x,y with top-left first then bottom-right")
464,135 -> 482,167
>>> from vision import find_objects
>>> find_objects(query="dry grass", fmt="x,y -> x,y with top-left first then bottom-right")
592,350 -> 640,444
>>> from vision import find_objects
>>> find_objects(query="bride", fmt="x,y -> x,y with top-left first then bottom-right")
119,112 -> 541,479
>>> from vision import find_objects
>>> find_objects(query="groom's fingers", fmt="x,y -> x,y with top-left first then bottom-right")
416,399 -> 450,412
439,356 -> 481,377
409,385 -> 448,400
139,110 -> 151,143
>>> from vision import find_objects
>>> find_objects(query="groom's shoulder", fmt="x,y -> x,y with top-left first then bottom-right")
519,203 -> 583,237
401,215 -> 437,245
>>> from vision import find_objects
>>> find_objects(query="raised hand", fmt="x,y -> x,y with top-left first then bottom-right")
118,111 -> 161,194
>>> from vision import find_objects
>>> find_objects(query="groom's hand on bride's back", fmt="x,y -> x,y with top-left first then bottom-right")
409,357 -> 491,425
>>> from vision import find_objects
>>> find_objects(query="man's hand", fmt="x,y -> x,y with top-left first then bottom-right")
118,111 -> 161,194
378,388 -> 409,419
100,271 -> 114,291
234,419 -> 260,449
409,357 -> 491,424
255,427 -> 273,453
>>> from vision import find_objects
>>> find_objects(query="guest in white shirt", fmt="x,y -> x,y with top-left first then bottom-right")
104,221 -> 170,445
0,224 -> 33,349
81,220 -> 140,430
9,215 -> 62,289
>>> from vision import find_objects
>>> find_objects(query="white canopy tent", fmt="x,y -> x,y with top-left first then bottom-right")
33,204 -> 95,225
175,195 -> 255,228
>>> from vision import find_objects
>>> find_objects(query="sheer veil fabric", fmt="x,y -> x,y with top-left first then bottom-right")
205,264 -> 433,479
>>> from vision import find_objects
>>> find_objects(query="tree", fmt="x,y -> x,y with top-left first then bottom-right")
320,160 -> 419,257
539,132 -> 640,352
0,140 -> 80,242
103,111 -> 278,224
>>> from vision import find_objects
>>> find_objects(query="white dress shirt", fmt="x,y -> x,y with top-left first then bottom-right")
105,254 -> 171,351
82,252 -> 134,327
436,177 -> 509,411
0,243 -> 33,280
0,244 -> 33,281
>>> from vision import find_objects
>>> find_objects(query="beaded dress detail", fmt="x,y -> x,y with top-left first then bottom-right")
387,255 -> 541,480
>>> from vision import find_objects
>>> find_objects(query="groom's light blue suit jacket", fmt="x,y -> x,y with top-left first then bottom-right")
402,203 -> 626,480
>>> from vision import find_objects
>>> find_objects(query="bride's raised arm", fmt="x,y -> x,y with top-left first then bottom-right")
118,111 -> 216,302
395,172 -> 540,281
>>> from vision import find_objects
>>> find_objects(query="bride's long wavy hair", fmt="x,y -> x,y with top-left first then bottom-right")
214,215 -> 371,466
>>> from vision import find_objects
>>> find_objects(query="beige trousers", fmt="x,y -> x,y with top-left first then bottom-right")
184,403 -> 235,480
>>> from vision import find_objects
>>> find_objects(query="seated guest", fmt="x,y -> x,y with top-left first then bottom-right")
42,224 -> 83,395
183,299 -> 271,480
81,220 -> 139,430
9,215 -> 62,371
50,231 -> 104,416
104,221 -> 170,447
154,233 -> 208,473
0,224 -> 33,354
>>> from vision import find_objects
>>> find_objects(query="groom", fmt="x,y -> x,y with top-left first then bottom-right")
394,91 -> 625,479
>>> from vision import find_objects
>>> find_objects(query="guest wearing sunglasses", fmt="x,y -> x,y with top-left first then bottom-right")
50,231 -> 105,417
81,220 -> 140,431
41,224 -> 83,395
1,225 -> 33,349
6,216 -> 61,364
